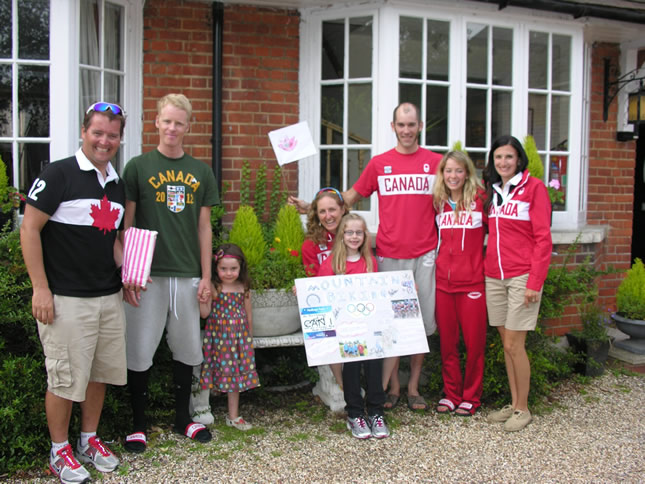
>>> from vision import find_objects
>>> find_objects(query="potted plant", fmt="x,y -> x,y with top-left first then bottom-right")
228,203 -> 306,337
566,303 -> 611,377
611,258 -> 645,351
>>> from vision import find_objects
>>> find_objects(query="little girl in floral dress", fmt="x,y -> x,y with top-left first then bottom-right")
199,243 -> 260,430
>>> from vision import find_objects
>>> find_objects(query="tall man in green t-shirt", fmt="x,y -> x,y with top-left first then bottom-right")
121,94 -> 219,451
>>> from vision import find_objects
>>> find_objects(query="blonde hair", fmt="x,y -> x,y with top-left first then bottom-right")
157,93 -> 192,120
432,150 -> 483,217
305,191 -> 348,244
330,213 -> 374,274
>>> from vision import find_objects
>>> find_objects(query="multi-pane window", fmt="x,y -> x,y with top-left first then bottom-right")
0,0 -> 50,195
304,6 -> 582,228
79,0 -> 126,170
399,17 -> 451,150
528,31 -> 571,211
320,16 -> 373,211
464,23 -> 513,170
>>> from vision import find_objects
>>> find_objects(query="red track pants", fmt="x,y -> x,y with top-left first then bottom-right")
435,288 -> 487,408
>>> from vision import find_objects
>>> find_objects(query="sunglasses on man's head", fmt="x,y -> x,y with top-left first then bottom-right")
317,186 -> 343,204
86,102 -> 124,115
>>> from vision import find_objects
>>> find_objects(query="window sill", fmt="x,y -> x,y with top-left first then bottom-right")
551,224 -> 608,245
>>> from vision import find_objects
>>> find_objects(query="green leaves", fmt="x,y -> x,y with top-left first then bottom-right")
616,258 -> 645,320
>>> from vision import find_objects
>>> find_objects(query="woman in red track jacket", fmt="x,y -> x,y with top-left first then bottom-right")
483,135 -> 552,432
433,151 -> 488,416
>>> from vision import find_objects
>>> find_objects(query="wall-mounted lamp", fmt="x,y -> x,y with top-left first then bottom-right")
603,58 -> 645,122
628,81 -> 645,125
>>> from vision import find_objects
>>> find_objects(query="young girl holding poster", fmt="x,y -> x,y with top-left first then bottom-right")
318,214 -> 389,439
432,151 -> 487,416
199,243 -> 260,431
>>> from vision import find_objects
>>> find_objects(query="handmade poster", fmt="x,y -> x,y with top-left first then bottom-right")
268,121 -> 317,166
294,270 -> 429,367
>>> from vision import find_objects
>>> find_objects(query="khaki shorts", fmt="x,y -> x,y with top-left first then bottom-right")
378,250 -> 437,336
37,292 -> 127,402
485,274 -> 542,331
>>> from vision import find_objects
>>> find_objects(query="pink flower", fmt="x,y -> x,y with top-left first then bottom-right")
548,179 -> 560,190
290,249 -> 299,257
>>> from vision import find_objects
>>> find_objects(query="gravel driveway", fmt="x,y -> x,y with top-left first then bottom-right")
14,371 -> 645,483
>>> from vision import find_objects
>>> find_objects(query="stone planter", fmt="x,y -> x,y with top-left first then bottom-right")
611,313 -> 645,355
251,288 -> 301,337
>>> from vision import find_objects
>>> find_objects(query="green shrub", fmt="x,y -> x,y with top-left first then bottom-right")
253,162 -> 268,221
228,205 -> 267,269
616,258 -> 645,320
272,204 -> 305,258
538,237 -> 605,322
268,164 -> 288,227
0,226 -> 39,357
524,134 -> 544,180
0,355 -> 48,473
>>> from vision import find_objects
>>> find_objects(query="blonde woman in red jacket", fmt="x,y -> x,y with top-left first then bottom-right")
432,151 -> 488,416
483,135 -> 552,432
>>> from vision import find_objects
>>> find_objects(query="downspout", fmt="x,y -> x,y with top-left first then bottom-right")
212,2 -> 223,195
471,0 -> 645,24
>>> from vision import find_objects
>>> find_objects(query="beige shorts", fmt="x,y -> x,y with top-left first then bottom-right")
485,274 -> 542,331
37,292 -> 127,402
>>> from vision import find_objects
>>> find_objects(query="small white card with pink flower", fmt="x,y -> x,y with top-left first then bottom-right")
268,121 -> 317,166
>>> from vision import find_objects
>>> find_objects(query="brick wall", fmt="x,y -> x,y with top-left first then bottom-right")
221,5 -> 300,223
543,42 -> 636,335
587,44 -> 635,311
142,2 -> 300,224
142,1 -> 214,158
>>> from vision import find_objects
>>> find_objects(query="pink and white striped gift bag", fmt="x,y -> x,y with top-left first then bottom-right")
122,227 -> 158,288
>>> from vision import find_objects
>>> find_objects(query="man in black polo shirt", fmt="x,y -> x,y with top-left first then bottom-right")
21,102 -> 127,484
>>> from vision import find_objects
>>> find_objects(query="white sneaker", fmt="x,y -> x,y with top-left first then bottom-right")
49,444 -> 91,484
76,435 -> 119,472
226,416 -> 253,431
368,414 -> 390,439
346,416 -> 371,439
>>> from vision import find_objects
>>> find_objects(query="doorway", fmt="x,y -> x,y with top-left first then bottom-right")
632,123 -> 645,264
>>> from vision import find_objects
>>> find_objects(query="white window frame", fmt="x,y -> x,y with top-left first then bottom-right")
50,0 -> 143,163
0,0 -> 51,191
300,5 -> 381,231
300,1 -> 585,231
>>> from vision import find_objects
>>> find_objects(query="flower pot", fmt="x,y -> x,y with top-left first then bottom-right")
611,313 -> 645,339
251,288 -> 301,337
610,313 -> 645,355
565,333 -> 609,377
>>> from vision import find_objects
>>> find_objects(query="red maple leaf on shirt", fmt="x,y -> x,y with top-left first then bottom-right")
90,195 -> 120,234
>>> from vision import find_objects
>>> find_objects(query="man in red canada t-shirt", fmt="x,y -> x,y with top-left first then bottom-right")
341,102 -> 440,411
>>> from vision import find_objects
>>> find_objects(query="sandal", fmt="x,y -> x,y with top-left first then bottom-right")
384,393 -> 400,410
436,398 -> 456,414
175,422 -> 212,443
407,394 -> 428,411
455,402 -> 476,417
124,431 -> 147,453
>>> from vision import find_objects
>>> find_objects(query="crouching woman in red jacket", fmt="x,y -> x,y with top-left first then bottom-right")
432,150 -> 487,417
483,135 -> 552,432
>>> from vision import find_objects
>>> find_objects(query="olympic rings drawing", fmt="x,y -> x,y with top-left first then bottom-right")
347,302 -> 374,316
306,293 -> 321,306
